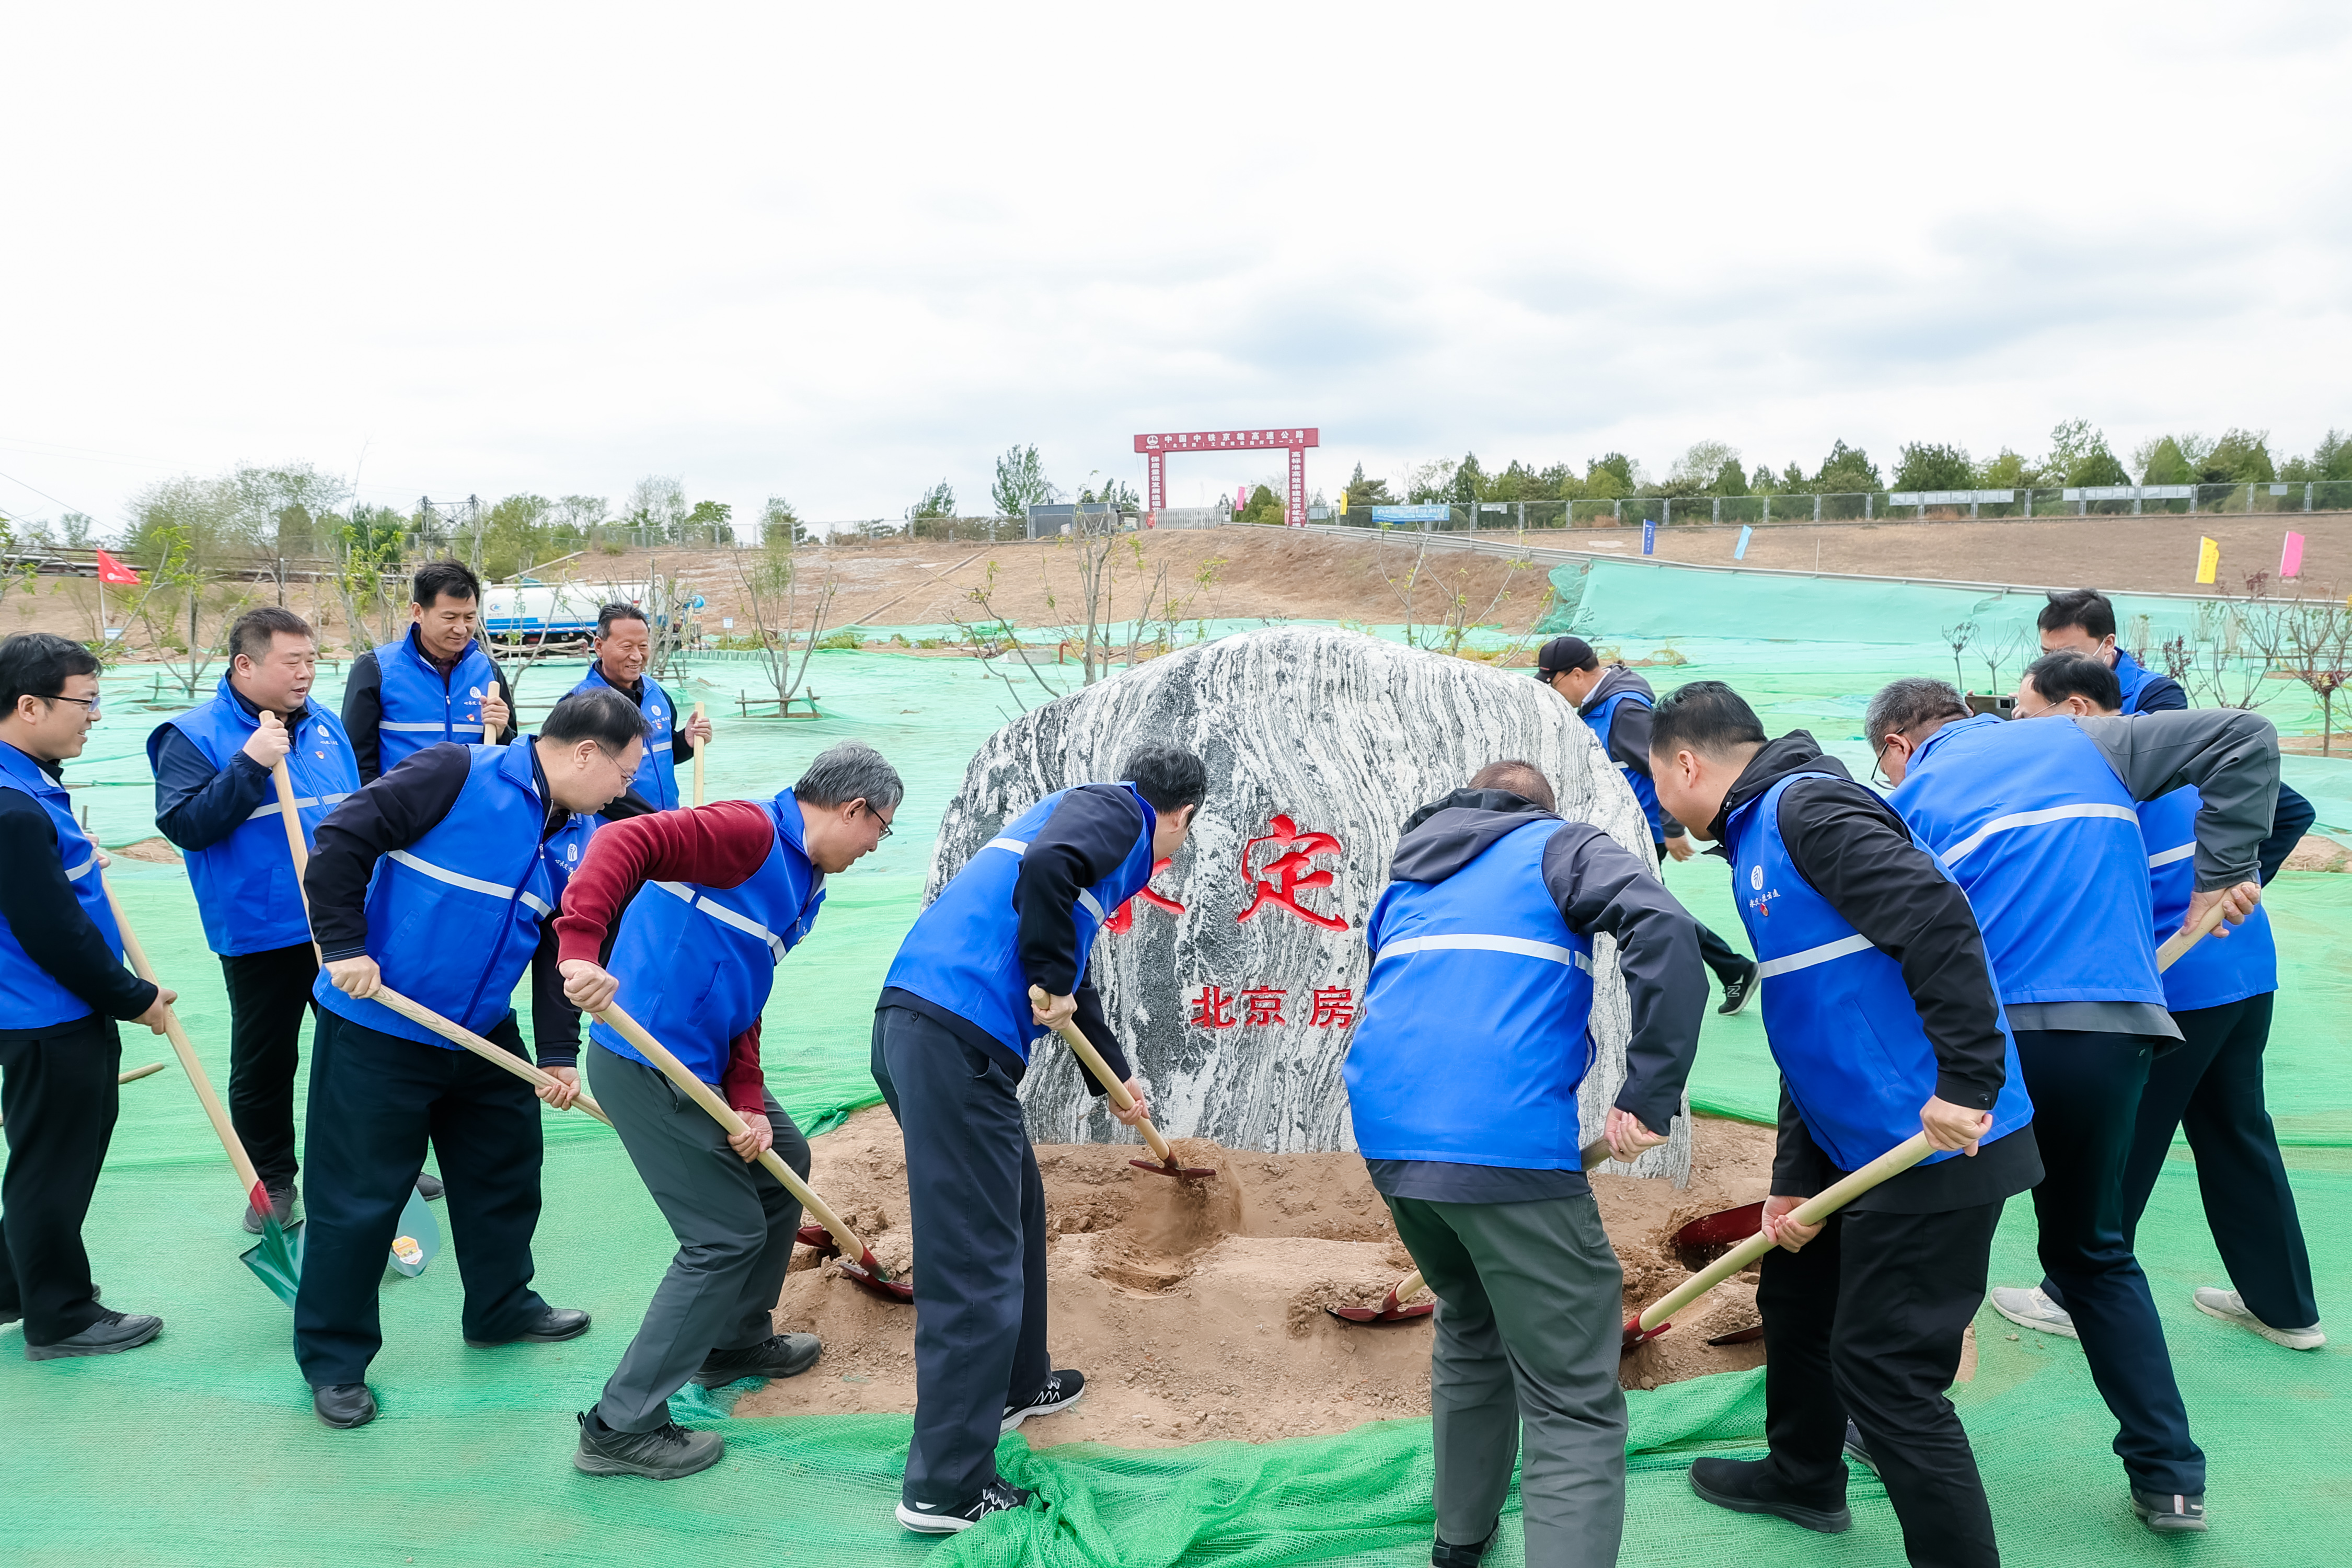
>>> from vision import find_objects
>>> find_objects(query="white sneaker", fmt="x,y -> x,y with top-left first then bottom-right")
2193,1287 -> 2325,1351
1989,1285 -> 2078,1339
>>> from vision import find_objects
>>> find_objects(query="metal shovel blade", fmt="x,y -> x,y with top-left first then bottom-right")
1129,1157 -> 1217,1182
241,1213 -> 305,1309
386,1188 -> 442,1279
795,1225 -> 915,1305
1325,1284 -> 1435,1325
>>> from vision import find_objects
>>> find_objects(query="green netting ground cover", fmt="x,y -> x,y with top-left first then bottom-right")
5,614 -> 2347,1565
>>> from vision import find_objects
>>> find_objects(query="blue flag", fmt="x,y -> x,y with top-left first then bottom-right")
1735,525 -> 1753,560
1642,520 -> 1656,556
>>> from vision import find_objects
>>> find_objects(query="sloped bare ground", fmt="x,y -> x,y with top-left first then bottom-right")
732,1108 -> 1774,1448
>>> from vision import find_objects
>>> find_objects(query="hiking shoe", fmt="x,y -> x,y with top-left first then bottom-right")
1715,962 -> 1759,1016
24,1309 -> 163,1361
573,1411 -> 724,1480
1002,1368 -> 1084,1432
693,1331 -> 821,1387
466,1306 -> 590,1347
1432,1527 -> 1496,1566
242,1184 -> 296,1235
314,1382 -> 377,1428
2130,1489 -> 2208,1534
896,1480 -> 1034,1534
2194,1287 -> 2325,1351
1989,1285 -> 2077,1339
1689,1457 -> 1851,1534
1841,1419 -> 1878,1478
416,1172 -> 444,1201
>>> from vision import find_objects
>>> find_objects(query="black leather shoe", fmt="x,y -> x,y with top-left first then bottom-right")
1432,1526 -> 1496,1566
416,1172 -> 444,1201
242,1184 -> 296,1235
693,1331 -> 821,1387
24,1309 -> 163,1361
1689,1456 -> 1851,1534
314,1382 -> 378,1428
466,1306 -> 591,1348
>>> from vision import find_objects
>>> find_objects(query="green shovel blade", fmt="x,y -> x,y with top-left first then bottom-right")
240,1214 -> 305,1309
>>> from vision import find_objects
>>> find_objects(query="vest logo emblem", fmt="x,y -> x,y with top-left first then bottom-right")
1750,865 -> 1764,890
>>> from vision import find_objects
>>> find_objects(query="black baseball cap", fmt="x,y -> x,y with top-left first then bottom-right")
1534,636 -> 1597,679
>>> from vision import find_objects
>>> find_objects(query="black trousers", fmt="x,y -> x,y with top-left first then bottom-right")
0,1014 -> 122,1345
220,942 -> 319,1190
871,1006 -> 1051,1510
2119,994 -> 2317,1330
2013,1030 -> 2203,1495
293,1007 -> 549,1388
1756,1202 -> 2003,1568
1651,841 -> 1751,983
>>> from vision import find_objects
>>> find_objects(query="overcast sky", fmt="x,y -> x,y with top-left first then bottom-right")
4,2 -> 2348,536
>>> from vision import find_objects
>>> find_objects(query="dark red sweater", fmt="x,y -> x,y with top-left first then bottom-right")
555,801 -> 779,1113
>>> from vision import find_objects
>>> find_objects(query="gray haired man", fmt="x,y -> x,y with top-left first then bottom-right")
555,742 -> 904,1479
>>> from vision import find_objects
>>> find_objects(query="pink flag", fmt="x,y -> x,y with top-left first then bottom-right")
2282,531 -> 2306,579
1237,486 -> 1248,509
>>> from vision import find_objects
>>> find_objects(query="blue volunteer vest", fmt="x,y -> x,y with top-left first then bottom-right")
152,677 -> 360,955
572,662 -> 678,809
1586,690 -> 1665,841
0,740 -> 125,1029
1893,713 -> 2164,1007
313,740 -> 596,1046
2139,786 -> 2276,1011
590,791 -> 826,1085
374,631 -> 502,774
2113,650 -> 2158,714
1344,818 -> 1598,1167
883,785 -> 1157,1060
1730,773 -> 2033,1171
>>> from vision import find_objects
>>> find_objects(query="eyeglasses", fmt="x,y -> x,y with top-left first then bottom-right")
42,693 -> 101,717
859,800 -> 894,840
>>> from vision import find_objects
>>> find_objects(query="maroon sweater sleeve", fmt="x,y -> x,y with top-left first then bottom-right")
556,801 -> 779,1112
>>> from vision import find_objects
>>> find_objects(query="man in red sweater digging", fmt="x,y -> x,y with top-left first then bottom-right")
554,740 -> 904,1480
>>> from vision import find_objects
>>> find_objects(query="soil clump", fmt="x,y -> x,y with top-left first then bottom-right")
735,1107 -> 1774,1447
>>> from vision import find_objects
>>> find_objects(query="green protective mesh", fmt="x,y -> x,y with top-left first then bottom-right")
6,613 -> 2348,1566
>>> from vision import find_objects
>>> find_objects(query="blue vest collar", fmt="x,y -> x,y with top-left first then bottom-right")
0,737 -> 63,791
1914,711 -> 2004,768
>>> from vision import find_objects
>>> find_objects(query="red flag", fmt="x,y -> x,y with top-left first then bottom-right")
94,548 -> 141,585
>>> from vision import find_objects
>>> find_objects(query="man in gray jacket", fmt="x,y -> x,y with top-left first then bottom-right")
1344,759 -> 1705,1568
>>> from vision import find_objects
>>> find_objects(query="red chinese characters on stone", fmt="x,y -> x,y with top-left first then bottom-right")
1187,984 -> 1353,1029
1191,984 -> 1238,1029
1237,815 -> 1347,931
1100,858 -> 1183,934
1239,987 -> 1286,1026
1308,987 -> 1356,1028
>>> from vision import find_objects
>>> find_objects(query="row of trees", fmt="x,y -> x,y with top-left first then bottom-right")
1347,422 -> 2352,510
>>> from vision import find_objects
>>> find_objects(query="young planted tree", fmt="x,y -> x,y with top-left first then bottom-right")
1940,621 -> 1977,691
732,534 -> 837,712
2249,596 -> 2352,754
1974,625 -> 2025,697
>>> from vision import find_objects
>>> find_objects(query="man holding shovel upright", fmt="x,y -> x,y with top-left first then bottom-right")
873,746 -> 1205,1536
2003,653 -> 2322,1351
341,559 -> 517,783
0,633 -> 174,1362
148,607 -> 363,1233
1648,682 -> 2037,1568
293,687 -> 649,1430
551,741 -> 904,1481
1868,674 -> 2276,1537
1343,759 -> 1704,1568
568,603 -> 709,810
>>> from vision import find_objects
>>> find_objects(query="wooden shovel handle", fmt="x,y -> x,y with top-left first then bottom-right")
593,999 -> 871,1264
691,701 -> 706,807
1027,985 -> 1176,1165
1392,1139 -> 1613,1306
2156,894 -> 2232,973
271,760 -> 612,1127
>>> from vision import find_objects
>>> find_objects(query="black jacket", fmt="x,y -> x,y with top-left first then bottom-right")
341,628 -> 520,784
1709,733 -> 2039,1212
1576,666 -> 1685,839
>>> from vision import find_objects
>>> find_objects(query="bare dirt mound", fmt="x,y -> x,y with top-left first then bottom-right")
735,1108 -> 1773,1446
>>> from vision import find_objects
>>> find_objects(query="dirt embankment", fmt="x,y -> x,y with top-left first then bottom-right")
734,1108 -> 1777,1447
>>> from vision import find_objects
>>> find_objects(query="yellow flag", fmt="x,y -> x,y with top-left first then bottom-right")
1336,491 -> 1348,516
2196,536 -> 2220,585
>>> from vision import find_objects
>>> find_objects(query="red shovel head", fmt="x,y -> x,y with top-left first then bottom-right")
1325,1283 -> 1435,1325
1622,1315 -> 1671,1351
1131,1156 -> 1217,1181
1671,1200 -> 1764,1269
795,1224 -> 915,1305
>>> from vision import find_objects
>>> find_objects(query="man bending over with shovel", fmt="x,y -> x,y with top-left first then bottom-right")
1344,760 -> 1703,1568
1650,682 -> 2038,1568
872,746 -> 1205,1535
296,687 -> 649,1430
552,741 -> 905,1481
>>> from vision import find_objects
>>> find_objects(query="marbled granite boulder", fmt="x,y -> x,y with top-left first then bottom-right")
923,626 -> 1692,1182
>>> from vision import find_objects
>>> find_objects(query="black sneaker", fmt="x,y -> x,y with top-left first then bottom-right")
1433,1526 -> 1496,1566
2130,1489 -> 2208,1534
1716,963 -> 1759,1017
1689,1456 -> 1851,1534
573,1411 -> 724,1480
1001,1368 -> 1085,1432
416,1172 -> 445,1201
895,1480 -> 1033,1535
242,1184 -> 296,1235
24,1309 -> 163,1362
693,1332 -> 821,1387
1842,1419 -> 1878,1477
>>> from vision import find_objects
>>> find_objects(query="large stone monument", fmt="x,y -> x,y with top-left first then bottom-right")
922,626 -> 1692,1183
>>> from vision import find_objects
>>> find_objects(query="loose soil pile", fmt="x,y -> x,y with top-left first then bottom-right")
736,1108 -> 1775,1447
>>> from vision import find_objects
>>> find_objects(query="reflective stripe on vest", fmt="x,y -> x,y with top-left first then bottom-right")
1751,932 -> 1873,979
1375,932 -> 1593,970
2148,843 -> 2194,869
0,740 -> 123,1029
2138,785 -> 2276,1010
1940,802 -> 2141,865
246,792 -> 351,821
386,848 -> 554,917
651,879 -> 786,959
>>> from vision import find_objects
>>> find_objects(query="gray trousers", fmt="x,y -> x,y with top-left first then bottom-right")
1385,1190 -> 1628,1568
589,1041 -> 809,1433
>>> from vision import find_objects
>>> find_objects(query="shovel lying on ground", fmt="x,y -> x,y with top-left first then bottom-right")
1329,1136 -> 1620,1324
119,1061 -> 166,1085
594,999 -> 914,1306
1627,899 -> 2238,1352
1028,984 -> 1215,1182
1659,897 -> 2239,1266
